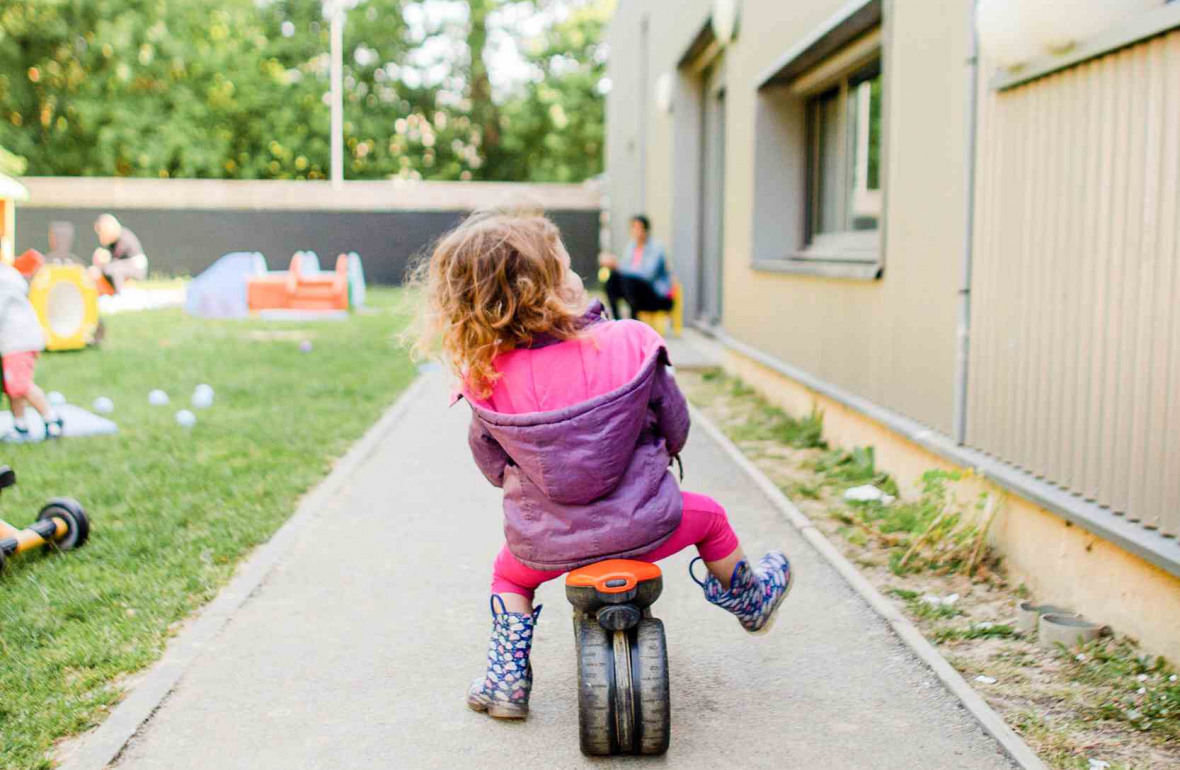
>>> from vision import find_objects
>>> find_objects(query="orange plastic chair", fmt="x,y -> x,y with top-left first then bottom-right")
14,249 -> 44,279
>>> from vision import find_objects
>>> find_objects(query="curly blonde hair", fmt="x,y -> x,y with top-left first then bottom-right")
409,210 -> 589,398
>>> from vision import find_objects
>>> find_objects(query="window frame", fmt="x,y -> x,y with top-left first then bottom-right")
797,37 -> 883,264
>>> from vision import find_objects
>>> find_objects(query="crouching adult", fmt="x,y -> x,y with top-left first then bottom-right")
91,214 -> 148,293
599,214 -> 674,320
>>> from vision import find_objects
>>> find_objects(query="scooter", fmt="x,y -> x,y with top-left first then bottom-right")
0,465 -> 89,573
565,559 -> 671,756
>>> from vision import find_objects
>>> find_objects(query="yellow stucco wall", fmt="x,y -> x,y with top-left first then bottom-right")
621,0 -> 973,434
727,349 -> 1180,663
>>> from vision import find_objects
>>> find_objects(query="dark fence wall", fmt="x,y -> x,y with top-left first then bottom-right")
16,178 -> 603,285
18,207 -> 599,286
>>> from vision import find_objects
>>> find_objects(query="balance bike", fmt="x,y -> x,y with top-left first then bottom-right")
0,466 -> 89,573
565,559 -> 670,756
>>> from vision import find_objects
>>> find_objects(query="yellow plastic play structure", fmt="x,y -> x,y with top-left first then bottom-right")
1,177 -> 103,352
0,173 -> 27,266
28,264 -> 101,352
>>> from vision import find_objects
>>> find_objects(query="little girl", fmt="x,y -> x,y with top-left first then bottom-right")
414,210 -> 793,720
0,262 -> 62,440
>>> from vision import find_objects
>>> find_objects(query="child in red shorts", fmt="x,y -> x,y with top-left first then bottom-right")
0,263 -> 62,440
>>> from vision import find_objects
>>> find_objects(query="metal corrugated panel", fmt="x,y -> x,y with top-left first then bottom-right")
968,30 -> 1180,538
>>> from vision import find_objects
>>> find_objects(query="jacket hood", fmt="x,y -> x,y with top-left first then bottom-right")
466,342 -> 667,506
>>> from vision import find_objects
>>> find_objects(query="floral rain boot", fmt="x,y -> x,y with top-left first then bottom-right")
466,596 -> 542,719
691,551 -> 794,634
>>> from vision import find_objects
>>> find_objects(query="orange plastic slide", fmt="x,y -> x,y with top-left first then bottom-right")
246,253 -> 349,312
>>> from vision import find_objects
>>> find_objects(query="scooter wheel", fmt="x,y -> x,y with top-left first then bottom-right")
38,498 -> 89,551
575,619 -> 615,756
634,618 -> 671,755
574,617 -> 671,756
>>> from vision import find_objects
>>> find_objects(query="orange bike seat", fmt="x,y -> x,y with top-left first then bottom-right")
566,559 -> 662,595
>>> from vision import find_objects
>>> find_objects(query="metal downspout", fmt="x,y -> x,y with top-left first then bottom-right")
953,1 -> 980,445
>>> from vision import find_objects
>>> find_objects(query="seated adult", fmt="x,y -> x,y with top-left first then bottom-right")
91,214 -> 148,293
599,214 -> 674,320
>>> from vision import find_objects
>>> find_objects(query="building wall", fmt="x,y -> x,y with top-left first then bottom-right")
607,0 -> 973,434
17,178 -> 601,285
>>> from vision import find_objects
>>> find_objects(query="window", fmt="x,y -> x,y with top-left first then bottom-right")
750,2 -> 885,279
806,59 -> 881,254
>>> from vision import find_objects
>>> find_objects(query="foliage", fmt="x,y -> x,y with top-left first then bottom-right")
839,469 -> 999,577
811,446 -> 894,493
1062,639 -> 1180,740
0,0 -> 611,182
489,0 -> 610,181
0,143 -> 26,176
716,375 -> 827,449
2,0 -> 310,178
932,623 -> 1019,643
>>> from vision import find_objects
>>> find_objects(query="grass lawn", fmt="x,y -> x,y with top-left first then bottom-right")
0,288 -> 415,770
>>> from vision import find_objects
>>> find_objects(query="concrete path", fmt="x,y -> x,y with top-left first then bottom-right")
108,373 -> 1017,770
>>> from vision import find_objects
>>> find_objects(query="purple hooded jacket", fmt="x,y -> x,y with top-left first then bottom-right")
462,303 -> 690,571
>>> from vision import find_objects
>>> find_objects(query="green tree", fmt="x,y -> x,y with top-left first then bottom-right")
0,0 -> 610,182
1,0 -> 300,177
493,0 -> 610,181
0,144 -> 25,176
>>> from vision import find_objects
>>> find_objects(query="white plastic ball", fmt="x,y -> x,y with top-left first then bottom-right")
93,397 -> 114,414
191,384 -> 215,409
48,391 -> 67,406
148,389 -> 170,406
299,340 -> 313,353
175,409 -> 196,428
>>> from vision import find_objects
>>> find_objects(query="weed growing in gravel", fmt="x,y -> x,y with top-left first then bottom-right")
728,402 -> 826,448
1061,639 -> 1180,740
907,598 -> 964,621
811,446 -> 895,492
933,623 -> 1020,644
831,469 -> 1000,577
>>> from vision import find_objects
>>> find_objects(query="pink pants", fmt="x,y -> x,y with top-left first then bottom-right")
491,491 -> 739,600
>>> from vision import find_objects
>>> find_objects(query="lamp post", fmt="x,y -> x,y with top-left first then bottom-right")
323,1 -> 357,188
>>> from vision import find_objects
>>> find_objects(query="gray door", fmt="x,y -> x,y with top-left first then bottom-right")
698,76 -> 726,324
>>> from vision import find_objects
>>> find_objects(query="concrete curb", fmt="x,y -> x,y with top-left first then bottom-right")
690,404 -> 1049,770
56,375 -> 431,770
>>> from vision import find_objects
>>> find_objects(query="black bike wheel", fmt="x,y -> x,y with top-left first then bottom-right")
37,498 -> 89,551
575,618 -> 615,756
634,618 -> 671,755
